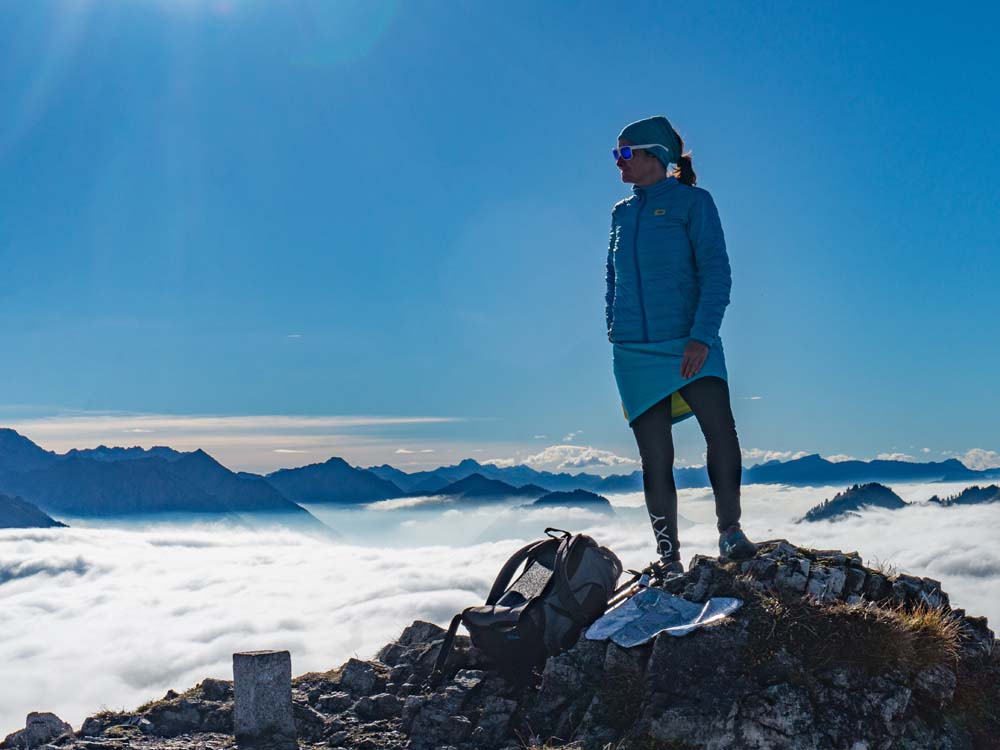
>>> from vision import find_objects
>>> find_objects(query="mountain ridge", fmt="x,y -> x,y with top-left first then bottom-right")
0,492 -> 67,529
2,429 -> 996,514
798,481 -> 909,523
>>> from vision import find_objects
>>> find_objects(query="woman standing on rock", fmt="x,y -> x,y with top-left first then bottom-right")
605,115 -> 757,576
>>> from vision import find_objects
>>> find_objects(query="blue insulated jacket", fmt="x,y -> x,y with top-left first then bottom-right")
605,176 -> 731,347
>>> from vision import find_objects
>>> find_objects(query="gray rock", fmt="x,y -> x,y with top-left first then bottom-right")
292,700 -> 330,742
2,712 -> 73,749
740,683 -> 815,739
316,691 -> 353,713
408,710 -> 472,750
406,666 -> 488,750
451,669 -> 483,692
525,638 -> 607,740
844,566 -> 867,596
376,642 -> 407,666
891,573 -> 925,604
76,715 -> 108,738
914,664 -> 957,708
917,577 -> 949,608
863,572 -> 891,601
472,696 -> 518,747
355,693 -> 401,721
340,658 -> 387,696
806,565 -> 846,601
389,662 -> 412,683
198,677 -> 232,702
812,550 -> 848,566
683,555 -> 719,602
397,682 -> 417,697
774,557 -> 811,594
143,698 -> 203,737
327,729 -> 349,746
741,557 -> 778,580
398,620 -> 446,646
761,540 -> 800,561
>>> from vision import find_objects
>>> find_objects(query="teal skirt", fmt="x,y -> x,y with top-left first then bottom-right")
613,336 -> 729,427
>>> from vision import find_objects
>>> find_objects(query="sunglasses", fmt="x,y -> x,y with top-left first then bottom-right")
613,144 -> 671,162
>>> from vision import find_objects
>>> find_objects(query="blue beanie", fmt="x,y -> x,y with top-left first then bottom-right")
618,116 -> 682,169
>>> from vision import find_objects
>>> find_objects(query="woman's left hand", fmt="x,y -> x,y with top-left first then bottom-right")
681,339 -> 709,379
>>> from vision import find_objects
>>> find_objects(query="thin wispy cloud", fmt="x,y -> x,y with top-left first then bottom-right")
486,444 -> 637,472
0,412 -> 469,473
5,413 -> 462,436
877,452 -> 918,462
742,448 -> 812,463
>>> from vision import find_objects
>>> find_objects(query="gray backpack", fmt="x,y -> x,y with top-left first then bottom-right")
430,528 -> 622,686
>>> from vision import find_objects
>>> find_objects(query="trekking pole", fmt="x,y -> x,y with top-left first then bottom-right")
606,563 -> 656,609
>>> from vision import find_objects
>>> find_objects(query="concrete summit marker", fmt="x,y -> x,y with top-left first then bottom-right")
232,650 -> 297,748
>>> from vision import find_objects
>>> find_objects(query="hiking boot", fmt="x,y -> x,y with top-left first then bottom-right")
651,557 -> 685,583
719,524 -> 757,560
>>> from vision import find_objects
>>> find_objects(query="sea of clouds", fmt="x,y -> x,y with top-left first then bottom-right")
2,479 -> 998,736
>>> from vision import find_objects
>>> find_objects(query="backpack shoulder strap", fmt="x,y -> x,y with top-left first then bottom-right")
427,612 -> 464,689
549,535 -> 591,624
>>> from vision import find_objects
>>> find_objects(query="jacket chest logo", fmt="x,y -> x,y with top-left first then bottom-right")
653,208 -> 666,216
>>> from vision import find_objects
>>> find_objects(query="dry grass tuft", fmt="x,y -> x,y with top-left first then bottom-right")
736,574 -> 962,678
135,685 -> 200,713
893,600 -> 964,663
867,555 -> 900,579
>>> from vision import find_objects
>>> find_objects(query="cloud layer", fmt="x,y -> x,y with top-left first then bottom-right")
2,479 -> 998,736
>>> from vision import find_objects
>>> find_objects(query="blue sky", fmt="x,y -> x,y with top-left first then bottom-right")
0,0 -> 997,475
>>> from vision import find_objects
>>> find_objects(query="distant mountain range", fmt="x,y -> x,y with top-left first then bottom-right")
2,427 -> 998,522
0,429 -> 328,531
368,452 -> 997,495
742,453 -> 992,486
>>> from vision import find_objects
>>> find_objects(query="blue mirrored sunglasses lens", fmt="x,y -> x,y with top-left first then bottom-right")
621,146 -> 632,159
613,146 -> 632,161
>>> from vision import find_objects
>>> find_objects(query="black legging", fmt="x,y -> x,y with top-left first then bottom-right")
630,375 -> 743,562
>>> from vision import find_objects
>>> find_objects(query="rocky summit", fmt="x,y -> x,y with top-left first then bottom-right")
5,540 -> 1000,750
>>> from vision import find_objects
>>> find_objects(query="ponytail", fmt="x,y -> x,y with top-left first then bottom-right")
670,130 -> 697,186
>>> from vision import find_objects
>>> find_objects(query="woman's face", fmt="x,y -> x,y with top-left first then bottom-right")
616,137 -> 665,187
